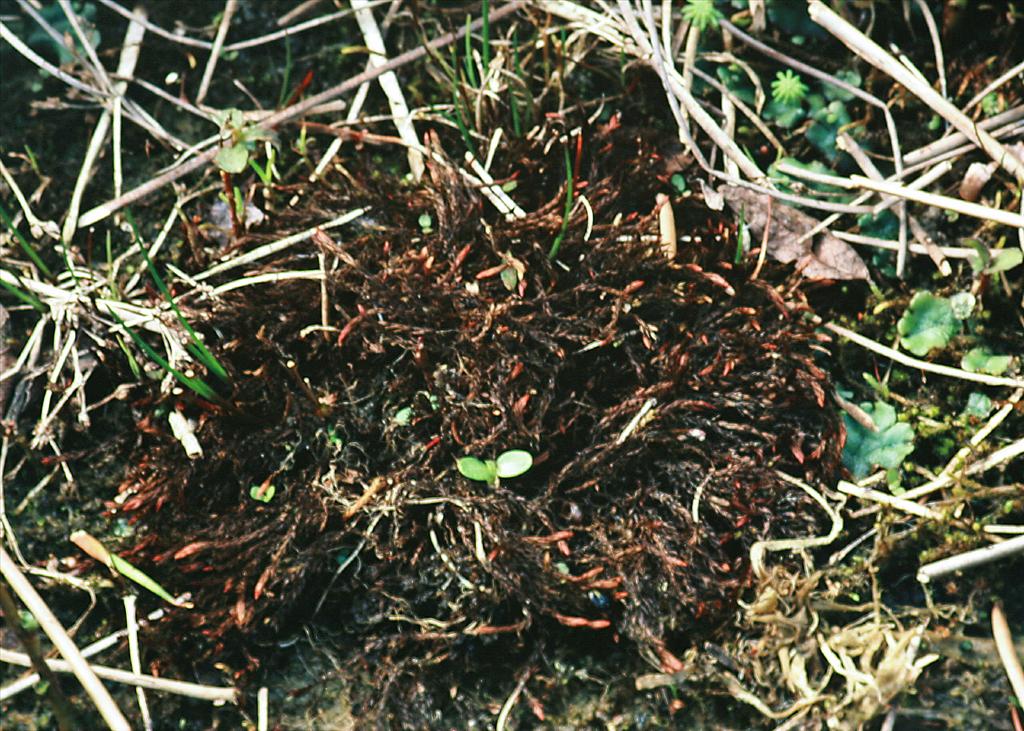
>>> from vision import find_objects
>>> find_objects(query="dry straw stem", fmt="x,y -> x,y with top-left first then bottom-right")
837,481 -> 942,521
61,4 -> 147,243
775,161 -> 1024,229
0,547 -> 131,731
992,602 -> 1024,708
0,606 -> 167,701
77,1 -> 525,228
123,595 -> 153,731
0,649 -> 238,704
808,0 -> 1024,183
917,535 -> 1024,584
748,471 -> 843,578
195,0 -> 238,105
825,323 -> 1024,389
905,105 -> 1024,166
351,0 -> 424,180
900,437 -> 1024,502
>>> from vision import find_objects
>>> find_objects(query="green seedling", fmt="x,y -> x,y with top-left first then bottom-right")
966,239 -> 1023,277
682,0 -> 723,31
109,309 -> 221,402
961,348 -> 1012,376
771,70 -> 808,106
249,483 -> 276,503
0,201 -> 53,277
457,450 -> 533,487
214,109 -> 272,174
0,275 -> 46,312
548,143 -> 575,259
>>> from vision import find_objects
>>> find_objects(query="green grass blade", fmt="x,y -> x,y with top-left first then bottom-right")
124,210 -> 230,382
0,276 -> 46,311
109,309 -> 221,402
481,0 -> 491,70
108,553 -> 185,607
463,15 -> 478,88
548,144 -> 575,260
0,201 -> 53,277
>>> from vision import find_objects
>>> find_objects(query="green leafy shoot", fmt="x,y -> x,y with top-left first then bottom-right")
457,450 -> 534,486
124,211 -> 230,383
495,450 -> 533,478
548,143 -> 575,259
842,401 -> 915,480
109,309 -> 221,402
771,70 -> 809,107
215,144 -> 248,174
0,201 -> 53,277
966,240 -> 1023,276
897,292 -> 957,357
682,0 -> 723,32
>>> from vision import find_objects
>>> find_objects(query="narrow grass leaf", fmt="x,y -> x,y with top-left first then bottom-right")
0,276 -> 46,311
0,201 -> 53,277
125,210 -> 230,382
109,309 -> 221,402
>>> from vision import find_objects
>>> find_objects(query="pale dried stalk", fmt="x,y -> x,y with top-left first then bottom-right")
351,0 -> 424,180
992,602 -> 1024,708
192,208 -> 367,282
901,438 -> 1024,502
904,105 -> 1024,167
808,0 -> 1024,182
123,595 -> 153,731
0,649 -> 238,704
60,5 -> 146,243
837,481 -> 942,521
0,547 -> 131,731
917,535 -> 1024,584
776,162 -> 1024,229
825,323 -> 1024,389
77,2 -> 524,227
195,0 -> 238,105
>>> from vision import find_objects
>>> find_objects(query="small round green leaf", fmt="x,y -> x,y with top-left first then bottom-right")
961,348 -> 1011,376
495,450 -> 533,479
215,144 -> 249,174
457,456 -> 495,482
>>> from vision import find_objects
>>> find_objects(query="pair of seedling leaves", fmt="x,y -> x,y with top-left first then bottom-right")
457,450 -> 533,487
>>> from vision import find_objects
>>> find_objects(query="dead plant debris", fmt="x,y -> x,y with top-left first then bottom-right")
110,125 -> 844,721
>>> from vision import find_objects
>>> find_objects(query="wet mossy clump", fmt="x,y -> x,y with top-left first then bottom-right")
114,124 -> 844,722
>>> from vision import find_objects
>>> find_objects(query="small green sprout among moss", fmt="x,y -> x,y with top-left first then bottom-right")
771,70 -> 809,106
457,450 -> 533,487
250,484 -> 276,503
682,0 -> 723,32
